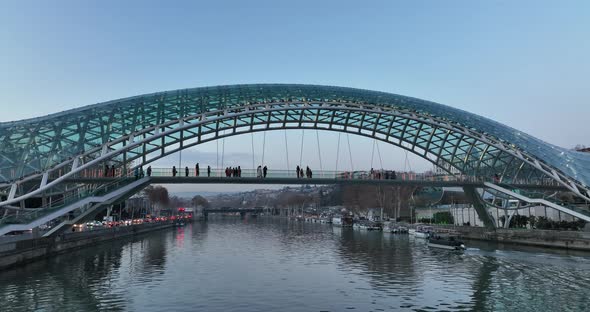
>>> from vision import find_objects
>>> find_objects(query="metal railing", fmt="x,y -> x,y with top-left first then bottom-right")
107,167 -> 562,186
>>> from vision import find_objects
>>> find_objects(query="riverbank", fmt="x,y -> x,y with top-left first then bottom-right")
0,222 -> 174,271
433,225 -> 590,251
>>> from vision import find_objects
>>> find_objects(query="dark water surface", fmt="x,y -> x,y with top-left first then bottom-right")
1,217 -> 590,312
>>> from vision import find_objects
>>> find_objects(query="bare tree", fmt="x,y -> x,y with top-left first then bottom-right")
143,185 -> 170,216
191,195 -> 210,208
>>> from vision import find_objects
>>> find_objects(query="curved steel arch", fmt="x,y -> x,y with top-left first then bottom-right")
1,84 -> 589,206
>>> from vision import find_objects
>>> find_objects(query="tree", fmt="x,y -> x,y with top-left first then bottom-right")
191,195 -> 210,208
436,211 -> 454,224
143,185 -> 170,216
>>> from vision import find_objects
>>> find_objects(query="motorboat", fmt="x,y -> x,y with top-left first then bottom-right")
428,235 -> 466,250
383,222 -> 408,234
394,226 -> 409,234
354,220 -> 382,231
382,222 -> 394,233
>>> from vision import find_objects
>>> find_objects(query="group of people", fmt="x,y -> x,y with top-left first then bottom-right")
225,166 -> 242,177
133,166 -> 145,179
104,165 -> 117,177
296,165 -> 313,178
171,163 -> 212,177
256,165 -> 268,178
369,168 -> 397,180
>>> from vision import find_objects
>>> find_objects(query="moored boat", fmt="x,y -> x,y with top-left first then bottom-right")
332,215 -> 353,227
354,220 -> 382,231
409,225 -> 433,238
414,231 -> 429,238
383,223 -> 409,234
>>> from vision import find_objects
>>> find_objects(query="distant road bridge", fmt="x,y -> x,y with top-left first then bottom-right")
203,207 -> 265,218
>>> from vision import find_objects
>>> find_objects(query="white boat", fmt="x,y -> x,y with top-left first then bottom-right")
332,216 -> 353,227
409,225 -> 433,239
383,222 -> 408,234
414,231 -> 430,238
382,222 -> 394,233
354,221 -> 382,231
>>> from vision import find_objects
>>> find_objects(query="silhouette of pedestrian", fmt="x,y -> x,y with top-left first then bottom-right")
147,166 -> 152,177
263,166 -> 267,178
196,163 -> 200,177
185,166 -> 189,177
207,165 -> 211,177
172,166 -> 177,177
257,165 -> 262,178
238,166 -> 242,177
296,165 -> 300,178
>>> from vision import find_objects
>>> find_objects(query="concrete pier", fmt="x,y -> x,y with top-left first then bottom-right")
437,226 -> 590,251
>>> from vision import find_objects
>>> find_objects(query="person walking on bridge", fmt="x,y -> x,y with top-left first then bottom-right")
147,166 -> 152,177
238,166 -> 242,177
207,165 -> 211,177
263,166 -> 268,178
257,165 -> 262,178
296,165 -> 301,178
172,166 -> 177,177
185,166 -> 189,177
196,163 -> 200,177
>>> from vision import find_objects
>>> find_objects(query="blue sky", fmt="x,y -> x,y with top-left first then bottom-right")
0,1 -> 588,191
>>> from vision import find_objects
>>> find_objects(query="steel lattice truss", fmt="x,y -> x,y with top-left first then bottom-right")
1,84 -> 589,206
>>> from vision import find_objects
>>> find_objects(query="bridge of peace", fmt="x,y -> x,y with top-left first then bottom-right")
0,84 -> 589,237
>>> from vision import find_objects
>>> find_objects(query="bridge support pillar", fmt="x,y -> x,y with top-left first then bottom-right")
462,186 -> 496,230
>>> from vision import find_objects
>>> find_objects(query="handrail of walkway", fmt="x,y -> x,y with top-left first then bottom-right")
63,167 -> 564,187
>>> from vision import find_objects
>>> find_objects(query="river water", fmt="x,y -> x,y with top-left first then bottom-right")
1,217 -> 590,312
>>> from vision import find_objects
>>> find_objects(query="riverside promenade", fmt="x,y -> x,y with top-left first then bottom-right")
0,222 -> 174,270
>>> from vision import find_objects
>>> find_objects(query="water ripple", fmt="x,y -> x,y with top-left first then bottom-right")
1,218 -> 590,311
